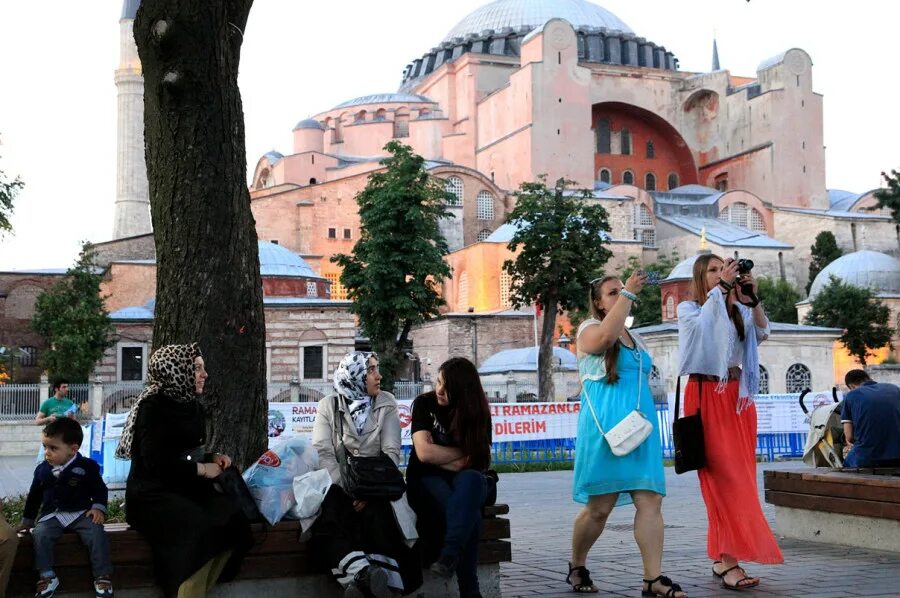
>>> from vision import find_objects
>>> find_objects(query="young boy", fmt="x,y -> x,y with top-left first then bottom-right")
18,417 -> 113,598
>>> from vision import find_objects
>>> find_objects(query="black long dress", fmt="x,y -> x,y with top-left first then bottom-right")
124,393 -> 253,597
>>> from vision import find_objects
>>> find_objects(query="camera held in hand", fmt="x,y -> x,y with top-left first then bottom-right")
736,258 -> 754,276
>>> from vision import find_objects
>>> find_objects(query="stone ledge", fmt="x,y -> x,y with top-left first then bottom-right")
774,505 -> 900,553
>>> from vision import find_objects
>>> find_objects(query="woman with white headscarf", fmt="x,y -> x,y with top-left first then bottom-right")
311,351 -> 421,597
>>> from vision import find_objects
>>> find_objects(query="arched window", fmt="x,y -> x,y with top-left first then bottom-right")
749,208 -> 766,233
596,119 -> 611,153
418,108 -> 431,119
646,140 -> 655,159
786,363 -> 811,393
714,173 -> 728,191
373,109 -> 387,122
354,110 -> 367,123
665,295 -> 675,319
621,129 -> 632,155
719,202 -> 749,229
477,191 -> 495,220
667,173 -> 679,190
645,173 -> 656,191
622,170 -> 634,186
333,114 -> 344,143
500,270 -> 513,308
477,229 -> 492,242
458,272 -> 469,310
598,168 -> 611,184
633,203 -> 655,247
758,365 -> 769,395
393,108 -> 410,138
444,176 -> 464,206
308,177 -> 317,185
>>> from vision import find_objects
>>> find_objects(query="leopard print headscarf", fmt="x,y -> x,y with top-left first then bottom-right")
115,343 -> 203,459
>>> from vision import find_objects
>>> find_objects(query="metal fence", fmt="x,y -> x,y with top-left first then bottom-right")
0,384 -> 42,421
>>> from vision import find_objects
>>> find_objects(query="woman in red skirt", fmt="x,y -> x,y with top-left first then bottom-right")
676,254 -> 783,590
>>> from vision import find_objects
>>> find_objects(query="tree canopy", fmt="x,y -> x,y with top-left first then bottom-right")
31,244 -> 115,382
332,141 -> 452,387
806,230 -> 842,295
503,178 -> 612,400
873,169 -> 900,223
0,138 -> 24,236
756,277 -> 801,324
803,275 -> 893,365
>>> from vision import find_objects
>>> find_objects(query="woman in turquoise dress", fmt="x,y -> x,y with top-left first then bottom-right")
566,273 -> 685,598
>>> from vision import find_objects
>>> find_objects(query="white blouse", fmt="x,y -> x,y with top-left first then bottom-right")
677,286 -> 770,401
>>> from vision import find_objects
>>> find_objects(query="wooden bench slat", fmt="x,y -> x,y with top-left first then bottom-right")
764,476 -> 900,504
765,490 -> 900,521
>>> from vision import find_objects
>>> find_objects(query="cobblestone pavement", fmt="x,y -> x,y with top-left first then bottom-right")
496,461 -> 900,597
4,457 -> 899,597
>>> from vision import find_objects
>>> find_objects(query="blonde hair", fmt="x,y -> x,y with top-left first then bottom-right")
587,276 -> 623,383
689,253 -> 744,341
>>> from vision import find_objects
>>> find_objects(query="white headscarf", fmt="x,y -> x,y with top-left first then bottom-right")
333,351 -> 377,434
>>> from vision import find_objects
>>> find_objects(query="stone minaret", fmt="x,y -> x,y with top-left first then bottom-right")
112,0 -> 151,239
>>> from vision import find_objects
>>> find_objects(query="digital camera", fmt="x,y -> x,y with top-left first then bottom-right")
736,258 -> 754,275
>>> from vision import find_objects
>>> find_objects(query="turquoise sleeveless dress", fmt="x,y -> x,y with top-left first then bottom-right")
573,340 -> 666,506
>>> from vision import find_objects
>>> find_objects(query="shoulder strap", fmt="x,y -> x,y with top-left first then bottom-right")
333,395 -> 345,449
674,375 -> 681,421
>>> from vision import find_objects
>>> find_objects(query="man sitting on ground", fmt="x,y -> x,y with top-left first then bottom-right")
841,369 -> 900,468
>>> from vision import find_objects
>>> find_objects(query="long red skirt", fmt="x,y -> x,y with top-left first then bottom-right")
684,378 -> 784,564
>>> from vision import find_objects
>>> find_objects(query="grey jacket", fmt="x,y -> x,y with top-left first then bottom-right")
312,390 -> 402,489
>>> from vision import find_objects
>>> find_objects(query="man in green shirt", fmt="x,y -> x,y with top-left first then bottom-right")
35,380 -> 76,425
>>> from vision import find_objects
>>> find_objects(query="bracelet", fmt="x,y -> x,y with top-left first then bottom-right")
620,289 -> 638,302
718,280 -> 734,291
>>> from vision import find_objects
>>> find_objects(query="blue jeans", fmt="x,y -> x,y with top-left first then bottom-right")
415,470 -> 487,595
32,514 -> 113,578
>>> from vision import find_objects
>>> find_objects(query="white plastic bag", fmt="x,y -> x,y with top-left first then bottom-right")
243,437 -> 319,525
289,469 -> 332,519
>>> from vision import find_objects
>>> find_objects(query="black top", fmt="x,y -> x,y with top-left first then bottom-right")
23,453 -> 108,524
406,391 -> 460,481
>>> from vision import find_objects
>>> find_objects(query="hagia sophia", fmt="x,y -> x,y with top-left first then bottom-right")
1,0 -> 898,396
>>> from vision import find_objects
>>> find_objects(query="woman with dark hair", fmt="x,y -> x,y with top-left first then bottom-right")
407,357 -> 493,598
119,343 -> 252,598
677,254 -> 783,591
567,272 -> 681,597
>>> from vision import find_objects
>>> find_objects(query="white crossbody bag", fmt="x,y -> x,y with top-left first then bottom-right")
585,339 -> 653,457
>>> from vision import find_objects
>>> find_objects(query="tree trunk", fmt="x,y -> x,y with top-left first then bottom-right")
134,0 -> 266,468
538,296 -> 558,402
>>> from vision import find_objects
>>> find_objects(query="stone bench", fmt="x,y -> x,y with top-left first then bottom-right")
9,504 -> 512,597
764,469 -> 900,552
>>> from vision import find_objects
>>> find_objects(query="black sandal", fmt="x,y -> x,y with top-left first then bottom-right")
642,574 -> 685,597
712,560 -> 724,578
566,562 -> 599,593
718,565 -> 759,591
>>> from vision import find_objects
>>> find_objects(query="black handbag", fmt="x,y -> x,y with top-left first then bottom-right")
180,447 -> 262,521
672,376 -> 706,474
333,397 -> 406,501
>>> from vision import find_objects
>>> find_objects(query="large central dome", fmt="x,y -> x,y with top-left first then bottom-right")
443,0 -> 633,42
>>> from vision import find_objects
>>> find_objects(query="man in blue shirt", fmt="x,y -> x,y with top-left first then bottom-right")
841,369 -> 900,468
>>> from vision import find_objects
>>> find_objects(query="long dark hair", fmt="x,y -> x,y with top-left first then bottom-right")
439,357 -> 492,471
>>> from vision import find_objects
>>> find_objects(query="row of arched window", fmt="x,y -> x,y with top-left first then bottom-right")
444,176 -> 496,221
325,106 -> 431,142
595,120 -> 660,158
598,168 -> 679,191
719,202 -> 767,233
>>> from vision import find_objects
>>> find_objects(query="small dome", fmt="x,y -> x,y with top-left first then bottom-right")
807,250 -> 900,300
333,93 -> 433,110
479,346 -> 577,374
664,253 -> 706,282
264,150 -> 284,165
444,0 -> 632,43
293,119 -> 325,131
258,241 -> 319,278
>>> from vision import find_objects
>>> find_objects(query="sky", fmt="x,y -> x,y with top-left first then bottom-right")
0,0 -> 897,269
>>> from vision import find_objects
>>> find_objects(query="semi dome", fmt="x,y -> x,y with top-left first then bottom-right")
444,0 -> 632,42
807,250 -> 900,300
258,241 -> 320,278
293,119 -> 324,131
333,93 -> 434,110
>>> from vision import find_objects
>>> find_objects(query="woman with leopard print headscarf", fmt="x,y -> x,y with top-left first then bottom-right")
120,343 -> 253,597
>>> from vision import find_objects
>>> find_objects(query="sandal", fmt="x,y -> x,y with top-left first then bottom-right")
712,560 -> 724,578
566,562 -> 599,593
718,565 -> 760,591
642,574 -> 685,597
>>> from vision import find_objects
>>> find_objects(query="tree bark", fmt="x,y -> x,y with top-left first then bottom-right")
134,0 -> 265,468
538,296 -> 558,402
